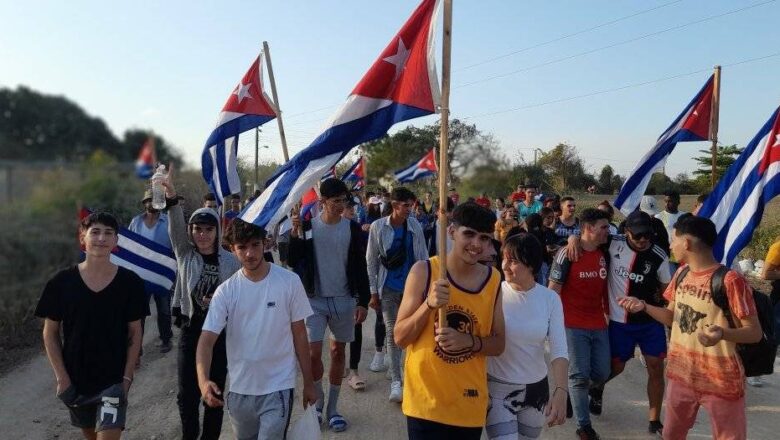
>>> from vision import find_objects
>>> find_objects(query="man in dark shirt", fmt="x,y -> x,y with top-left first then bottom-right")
36,212 -> 145,439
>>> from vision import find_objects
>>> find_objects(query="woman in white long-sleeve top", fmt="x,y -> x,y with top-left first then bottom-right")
486,233 -> 569,440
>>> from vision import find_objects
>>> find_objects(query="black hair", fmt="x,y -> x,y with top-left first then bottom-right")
319,178 -> 349,198
560,196 -> 575,204
451,201 -> 496,234
224,218 -> 267,246
579,208 -> 609,226
496,197 -> 505,204
367,203 -> 382,219
229,194 -> 241,201
445,197 -> 455,212
524,213 -> 543,231
663,190 -> 681,202
597,200 -> 615,218
80,211 -> 119,231
540,207 -> 555,218
502,232 -> 544,275
202,192 -> 217,202
673,213 -> 716,248
506,225 -> 524,239
697,193 -> 709,204
391,187 -> 416,202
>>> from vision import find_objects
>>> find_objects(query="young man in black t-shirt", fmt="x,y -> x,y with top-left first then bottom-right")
36,212 -> 146,440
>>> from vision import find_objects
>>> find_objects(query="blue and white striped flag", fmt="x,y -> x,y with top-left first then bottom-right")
201,53 -> 277,205
240,0 -> 441,228
614,75 -> 714,216
699,106 -> 780,266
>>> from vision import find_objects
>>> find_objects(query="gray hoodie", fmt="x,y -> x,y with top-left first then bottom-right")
169,204 -> 240,319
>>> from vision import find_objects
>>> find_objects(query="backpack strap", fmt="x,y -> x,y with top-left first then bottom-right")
709,265 -> 736,329
675,265 -> 690,289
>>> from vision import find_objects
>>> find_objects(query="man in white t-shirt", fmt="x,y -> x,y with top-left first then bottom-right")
196,219 -> 316,439
655,190 -> 686,273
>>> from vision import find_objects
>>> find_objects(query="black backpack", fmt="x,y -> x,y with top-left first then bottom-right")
676,265 -> 777,377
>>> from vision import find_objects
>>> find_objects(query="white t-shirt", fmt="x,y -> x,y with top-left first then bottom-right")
655,210 -> 686,240
488,282 -> 568,385
202,264 -> 313,396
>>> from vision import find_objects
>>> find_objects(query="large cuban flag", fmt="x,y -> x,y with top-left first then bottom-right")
342,156 -> 366,190
241,0 -> 441,228
202,53 -> 278,205
698,106 -> 780,266
614,76 -> 714,216
394,148 -> 437,183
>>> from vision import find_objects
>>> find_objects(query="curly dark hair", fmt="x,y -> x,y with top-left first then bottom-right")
224,218 -> 267,246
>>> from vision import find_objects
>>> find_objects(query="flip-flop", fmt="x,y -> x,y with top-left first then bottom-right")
347,373 -> 366,391
328,414 -> 348,432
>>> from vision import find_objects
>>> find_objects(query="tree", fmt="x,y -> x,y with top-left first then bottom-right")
536,143 -> 595,193
692,144 -> 742,191
363,119 -> 502,182
122,129 -> 183,170
597,165 -> 615,193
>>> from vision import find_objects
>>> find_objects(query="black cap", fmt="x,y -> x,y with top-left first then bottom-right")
189,212 -> 219,227
625,210 -> 652,235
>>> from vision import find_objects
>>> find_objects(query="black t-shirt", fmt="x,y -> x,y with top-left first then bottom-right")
34,266 -> 146,395
191,252 -> 220,319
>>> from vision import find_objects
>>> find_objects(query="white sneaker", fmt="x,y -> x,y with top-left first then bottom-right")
369,352 -> 386,372
389,381 -> 403,403
747,376 -> 764,387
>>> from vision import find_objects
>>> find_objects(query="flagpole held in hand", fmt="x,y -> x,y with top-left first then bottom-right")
436,0 -> 452,329
709,65 -> 721,190
263,41 -> 290,163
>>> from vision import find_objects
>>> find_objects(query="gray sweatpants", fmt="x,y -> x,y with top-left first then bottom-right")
226,389 -> 293,440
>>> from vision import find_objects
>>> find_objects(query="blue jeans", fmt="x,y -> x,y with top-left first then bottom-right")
566,327 -> 610,428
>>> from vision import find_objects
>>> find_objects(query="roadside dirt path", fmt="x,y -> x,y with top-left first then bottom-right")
2,311 -> 779,439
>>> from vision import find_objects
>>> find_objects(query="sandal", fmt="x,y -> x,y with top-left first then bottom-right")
328,414 -> 348,432
347,373 -> 366,391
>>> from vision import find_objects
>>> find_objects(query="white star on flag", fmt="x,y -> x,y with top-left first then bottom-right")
383,37 -> 410,80
233,82 -> 253,103
774,133 -> 780,147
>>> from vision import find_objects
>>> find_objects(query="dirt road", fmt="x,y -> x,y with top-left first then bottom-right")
2,311 -> 779,439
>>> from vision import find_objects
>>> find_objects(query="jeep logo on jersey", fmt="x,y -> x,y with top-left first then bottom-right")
616,266 -> 644,283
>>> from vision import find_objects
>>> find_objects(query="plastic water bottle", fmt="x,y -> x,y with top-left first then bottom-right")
151,164 -> 167,210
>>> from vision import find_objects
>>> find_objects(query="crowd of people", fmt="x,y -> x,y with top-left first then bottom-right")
34,175 -> 768,440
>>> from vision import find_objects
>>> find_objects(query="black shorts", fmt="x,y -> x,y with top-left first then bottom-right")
57,383 -> 127,432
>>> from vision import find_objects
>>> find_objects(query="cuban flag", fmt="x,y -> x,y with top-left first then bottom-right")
241,0 -> 441,228
342,156 -> 366,190
321,166 -> 338,182
394,148 -> 437,183
698,106 -> 780,266
299,188 -> 319,221
614,75 -> 714,216
79,208 -> 177,296
202,53 -> 278,205
135,137 -> 156,179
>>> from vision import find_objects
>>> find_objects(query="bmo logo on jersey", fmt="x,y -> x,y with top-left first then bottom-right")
578,269 -> 608,279
615,266 -> 644,283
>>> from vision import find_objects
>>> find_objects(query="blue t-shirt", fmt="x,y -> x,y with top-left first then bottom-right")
384,223 -> 415,292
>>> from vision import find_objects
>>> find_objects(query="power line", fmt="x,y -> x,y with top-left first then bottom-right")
455,0 -> 777,89
463,51 -> 780,120
455,0 -> 684,72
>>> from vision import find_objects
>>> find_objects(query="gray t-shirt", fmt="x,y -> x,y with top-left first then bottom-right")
312,215 -> 351,297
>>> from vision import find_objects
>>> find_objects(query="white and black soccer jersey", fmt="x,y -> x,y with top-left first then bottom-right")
607,235 -> 672,324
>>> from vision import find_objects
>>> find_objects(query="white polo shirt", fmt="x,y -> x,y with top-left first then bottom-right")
203,264 -> 313,396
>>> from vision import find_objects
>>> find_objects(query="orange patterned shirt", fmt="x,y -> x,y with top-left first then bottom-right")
663,265 -> 756,400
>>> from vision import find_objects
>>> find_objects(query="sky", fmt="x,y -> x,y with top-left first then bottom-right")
1,0 -> 779,181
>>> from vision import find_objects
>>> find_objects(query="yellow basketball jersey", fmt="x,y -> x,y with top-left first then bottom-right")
402,256 -> 501,427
